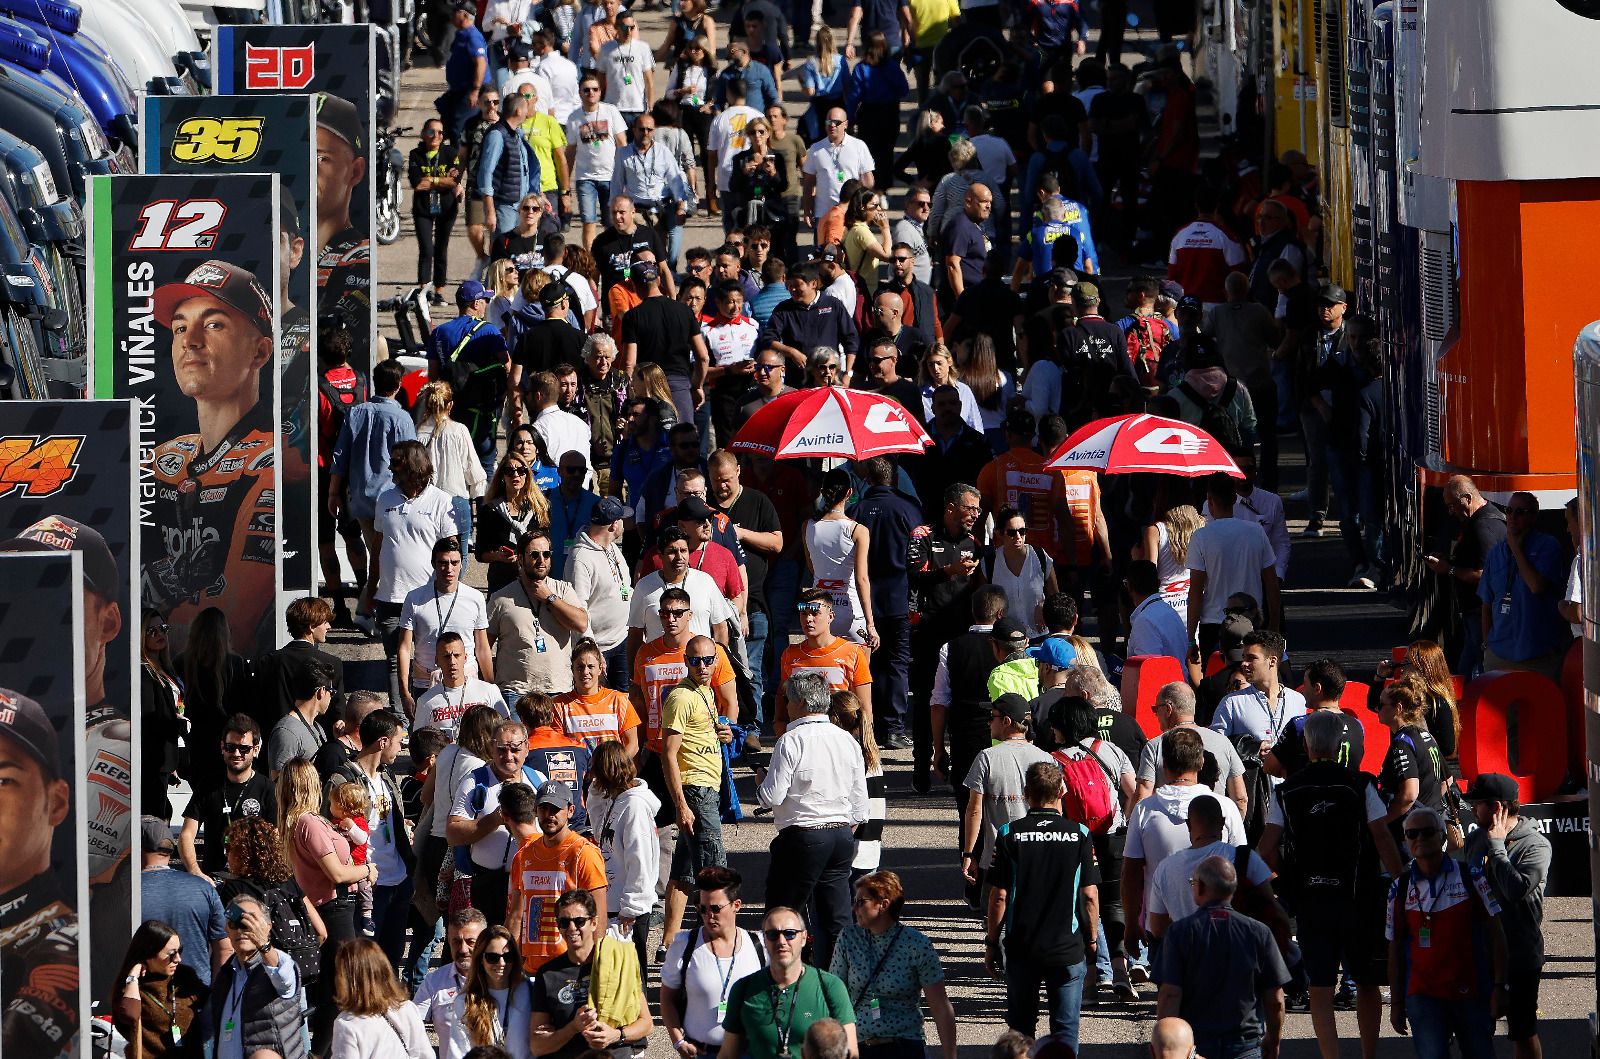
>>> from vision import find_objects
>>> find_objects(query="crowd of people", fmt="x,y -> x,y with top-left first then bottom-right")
117,0 -> 1573,1057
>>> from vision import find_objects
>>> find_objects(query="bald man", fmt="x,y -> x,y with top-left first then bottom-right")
1150,1017 -> 1196,1059
944,183 -> 993,298
1426,474 -> 1506,676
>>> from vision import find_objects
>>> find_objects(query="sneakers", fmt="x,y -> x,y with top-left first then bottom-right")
1128,963 -> 1150,985
882,731 -> 912,751
1333,978 -> 1358,1010
353,612 -> 378,637
1302,518 -> 1325,538
1112,979 -> 1140,1003
1286,990 -> 1312,1013
1349,565 -> 1377,590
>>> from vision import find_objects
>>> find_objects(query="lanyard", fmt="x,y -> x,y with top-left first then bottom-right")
491,986 -> 515,1044
850,926 -> 903,1007
434,586 -> 462,635
1410,863 -> 1449,919
221,965 -> 247,1032
770,968 -> 806,1054
142,979 -> 179,1037
1249,687 -> 1287,742
295,708 -> 326,747
712,929 -> 741,1004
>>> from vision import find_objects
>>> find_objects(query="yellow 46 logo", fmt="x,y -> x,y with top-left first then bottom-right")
170,117 -> 265,164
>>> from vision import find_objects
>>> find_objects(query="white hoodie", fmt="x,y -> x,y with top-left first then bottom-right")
1124,783 -> 1247,906
586,778 -> 662,919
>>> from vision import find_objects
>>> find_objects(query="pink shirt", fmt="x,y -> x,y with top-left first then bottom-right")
292,813 -> 353,907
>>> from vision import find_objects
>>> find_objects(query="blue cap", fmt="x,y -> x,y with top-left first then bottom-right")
590,497 -> 628,524
456,279 -> 491,305
1027,637 -> 1078,669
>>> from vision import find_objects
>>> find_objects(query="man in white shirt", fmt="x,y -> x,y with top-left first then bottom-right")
565,72 -> 630,247
1187,473 -> 1280,658
529,369 -> 593,474
801,108 -> 875,224
1202,449 -> 1291,584
564,496 -> 634,685
397,538 -> 492,720
755,672 -> 868,968
1143,795 -> 1281,940
414,908 -> 487,1048
1210,629 -> 1306,751
446,717 -> 549,925
1124,560 -> 1189,667
414,632 -> 511,734
598,13 -> 654,121
817,244 -> 858,308
627,526 -> 735,648
706,78 -> 763,204
528,29 -> 580,123
964,106 -> 1017,193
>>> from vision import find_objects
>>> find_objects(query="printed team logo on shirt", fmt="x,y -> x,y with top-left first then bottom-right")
1007,470 -> 1055,495
566,712 -> 617,734
523,869 -> 569,893
792,664 -> 847,686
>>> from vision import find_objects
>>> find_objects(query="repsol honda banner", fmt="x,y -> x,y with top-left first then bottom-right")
0,551 -> 87,1059
144,95 -> 319,597
212,25 -> 375,369
0,401 -> 138,1005
86,173 -> 287,659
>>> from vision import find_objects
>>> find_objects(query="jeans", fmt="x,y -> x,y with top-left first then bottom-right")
449,495 -> 474,545
604,640 -> 630,693
1458,614 -> 1485,679
371,875 -> 416,971
405,915 -> 445,992
766,824 -> 854,969
669,784 -> 728,884
575,178 -> 610,225
1093,930 -> 1112,983
1004,955 -> 1087,1048
475,427 -> 498,478
869,614 -> 911,736
311,893 -> 357,1053
414,209 -> 458,288
1403,995 -> 1495,1059
1298,407 -> 1331,519
744,608 -> 769,723
666,371 -> 696,427
436,87 -> 476,143
1335,451 -> 1383,570
493,202 -> 521,239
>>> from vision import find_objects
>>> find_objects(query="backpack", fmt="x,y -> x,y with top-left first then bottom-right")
1273,765 -> 1376,903
1124,315 -> 1170,388
1052,741 -> 1117,836
1178,377 -> 1244,450
227,877 -> 322,978
439,317 -> 491,397
669,925 -> 767,1006
317,364 -> 368,454
1230,733 -> 1272,845
451,763 -> 549,874
1036,143 -> 1083,204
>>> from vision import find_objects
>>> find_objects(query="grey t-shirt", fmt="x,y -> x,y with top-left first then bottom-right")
964,739 -> 1054,868
1136,723 -> 1244,797
268,710 -> 326,776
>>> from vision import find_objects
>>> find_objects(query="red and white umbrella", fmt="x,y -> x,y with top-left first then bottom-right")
1044,413 -> 1244,477
728,386 -> 932,460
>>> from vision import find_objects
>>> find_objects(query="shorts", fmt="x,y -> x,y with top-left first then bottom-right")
1505,969 -> 1542,1041
575,178 -> 611,225
669,784 -> 726,885
1297,888 -> 1386,988
466,196 -> 487,228
317,470 -> 357,542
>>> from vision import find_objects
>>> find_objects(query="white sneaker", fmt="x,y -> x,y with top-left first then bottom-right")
1356,565 -> 1378,590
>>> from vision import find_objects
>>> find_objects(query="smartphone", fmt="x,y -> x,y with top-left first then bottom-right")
225,902 -> 248,928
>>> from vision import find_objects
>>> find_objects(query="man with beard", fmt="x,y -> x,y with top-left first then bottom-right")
0,688 -> 78,1056
315,92 -> 372,336
148,260 -> 277,651
176,714 -> 276,884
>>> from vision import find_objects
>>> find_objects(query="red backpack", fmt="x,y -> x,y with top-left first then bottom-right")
1052,742 -> 1117,836
1124,314 -> 1170,388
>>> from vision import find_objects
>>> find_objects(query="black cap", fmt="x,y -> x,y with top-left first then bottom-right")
1462,773 -> 1519,804
539,281 -> 570,308
1046,266 -> 1077,289
992,692 -> 1030,725
675,496 -> 716,522
316,91 -> 364,153
0,687 -> 58,778
590,497 -> 628,524
0,514 -> 119,598
818,243 -> 846,264
1004,408 -> 1036,437
1318,283 -> 1348,305
1219,613 -> 1254,662
991,617 -> 1029,650
508,38 -> 533,60
153,259 -> 274,337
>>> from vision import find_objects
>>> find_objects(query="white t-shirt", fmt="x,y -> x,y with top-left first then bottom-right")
627,568 -> 734,640
701,316 -> 759,366
533,405 -> 593,471
600,38 -> 653,112
451,764 -> 547,869
707,105 -> 762,193
1186,516 -> 1276,625
659,929 -> 766,1044
1566,553 -> 1583,637
415,678 -> 510,734
802,135 -> 875,219
970,133 -> 1016,191
543,264 -> 598,316
1147,840 -> 1274,923
566,103 -> 627,182
400,581 -> 490,690
823,272 -> 856,310
529,51 -> 581,123
1125,784 -> 1247,907
375,485 -> 460,604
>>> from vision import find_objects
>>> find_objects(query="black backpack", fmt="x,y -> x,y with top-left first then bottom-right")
1274,765 -> 1375,903
1229,733 -> 1272,845
226,877 -> 323,978
1178,378 -> 1245,450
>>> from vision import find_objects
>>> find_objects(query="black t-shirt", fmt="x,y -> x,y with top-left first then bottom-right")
869,378 -> 927,429
724,487 -> 780,614
531,950 -> 640,1059
987,808 -> 1099,967
312,736 -> 357,785
1377,723 -> 1443,840
518,318 -> 588,377
1447,503 -> 1508,614
621,295 -> 698,377
1089,89 -> 1146,155
1094,705 -> 1149,766
950,279 -> 1024,374
592,225 -> 667,297
1269,708 -> 1365,776
1032,90 -> 1089,150
491,231 -> 544,273
181,771 -> 278,875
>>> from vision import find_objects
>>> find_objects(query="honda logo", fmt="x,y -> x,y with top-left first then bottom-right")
244,44 -> 315,90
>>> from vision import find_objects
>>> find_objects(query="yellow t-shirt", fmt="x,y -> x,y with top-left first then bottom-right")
521,112 -> 569,192
661,680 -> 722,789
845,221 -> 883,293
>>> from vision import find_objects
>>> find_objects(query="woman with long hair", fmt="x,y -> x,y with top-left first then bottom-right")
453,926 -> 533,1059
1371,638 -> 1461,778
330,938 -> 433,1058
175,606 -> 249,794
112,921 -> 209,1058
477,451 -> 552,593
585,740 -> 660,974
415,381 -> 489,546
841,187 -> 894,293
845,31 -> 908,182
986,506 -> 1061,638
826,871 -> 957,1059
141,608 -> 185,819
728,119 -> 790,239
629,362 -> 681,429
529,889 -> 652,1056
1375,675 -> 1447,836
796,26 -> 847,144
655,0 -> 716,65
918,342 -> 984,431
893,109 -> 954,188
421,705 -> 503,923
667,36 -> 716,160
805,468 -> 876,646
373,440 -> 459,662
507,422 -> 561,491
829,690 -> 884,876
956,333 -> 1012,452
1136,485 -> 1205,627
488,257 -> 522,332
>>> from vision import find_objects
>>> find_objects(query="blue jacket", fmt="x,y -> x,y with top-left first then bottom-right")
446,24 -> 488,91
329,395 -> 418,520
713,62 -> 779,114
846,60 -> 909,117
850,483 -> 922,618
476,120 -> 542,205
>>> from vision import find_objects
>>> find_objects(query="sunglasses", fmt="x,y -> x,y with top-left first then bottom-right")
797,601 -> 828,614
506,467 -> 529,477
698,902 -> 728,915
223,742 -> 256,754
1404,827 -> 1441,839
686,654 -> 717,666
482,950 -> 514,964
661,607 -> 691,619
163,947 -> 183,958
1508,508 -> 1536,516
754,363 -> 779,374
423,128 -> 443,137
528,550 -> 553,559
871,354 -> 897,363
750,241 -> 771,249
764,927 -> 804,942
891,255 -> 913,263
1003,526 -> 1027,537
147,623 -> 169,633
521,204 -> 544,212
581,85 -> 600,92
556,915 -> 591,929
825,119 -> 845,128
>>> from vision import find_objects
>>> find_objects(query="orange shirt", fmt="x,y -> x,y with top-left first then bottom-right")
817,203 -> 847,249
1047,468 -> 1102,567
779,636 -> 872,693
610,283 -> 642,343
555,687 -> 642,749
977,446 -> 1057,542
631,638 -> 736,752
510,829 -> 607,972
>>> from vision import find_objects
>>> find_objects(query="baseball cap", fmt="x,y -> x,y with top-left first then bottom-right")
629,258 -> 660,284
536,780 -> 573,809
590,497 -> 629,524
508,38 -> 533,60
141,814 -> 176,854
540,282 -> 571,308
1318,283 -> 1349,305
1159,279 -> 1185,302
1462,773 -> 1519,804
153,260 -> 274,337
1028,637 -> 1078,670
1177,294 -> 1203,314
1072,280 -> 1101,304
1046,267 -> 1077,290
1004,407 -> 1036,438
1218,613 -> 1254,662
818,243 -> 846,265
0,688 -> 58,778
992,692 -> 1030,725
0,515 -> 118,598
990,617 -> 1029,651
456,279 -> 491,305
278,184 -> 300,238
675,496 -> 716,522
315,91 -> 364,152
